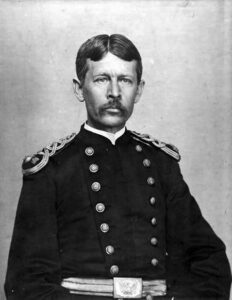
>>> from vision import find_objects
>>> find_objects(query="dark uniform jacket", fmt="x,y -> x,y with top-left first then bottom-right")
5,126 -> 231,300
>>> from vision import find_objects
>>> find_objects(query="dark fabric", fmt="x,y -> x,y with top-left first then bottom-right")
5,126 -> 231,300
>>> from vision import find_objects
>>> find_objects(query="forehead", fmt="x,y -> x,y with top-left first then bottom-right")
86,52 -> 137,77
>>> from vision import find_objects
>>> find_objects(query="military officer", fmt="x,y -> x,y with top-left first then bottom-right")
4,34 -> 231,300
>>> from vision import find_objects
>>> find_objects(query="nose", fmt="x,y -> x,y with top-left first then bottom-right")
107,80 -> 121,99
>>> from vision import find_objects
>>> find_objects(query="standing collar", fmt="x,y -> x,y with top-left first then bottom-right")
84,123 -> 126,145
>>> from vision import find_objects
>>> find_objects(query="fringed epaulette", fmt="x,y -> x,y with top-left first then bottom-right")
22,132 -> 77,176
130,131 -> 181,161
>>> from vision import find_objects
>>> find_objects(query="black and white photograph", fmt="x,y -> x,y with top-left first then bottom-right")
0,1 -> 232,299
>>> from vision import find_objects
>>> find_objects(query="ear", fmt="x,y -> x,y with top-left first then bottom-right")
73,79 -> 85,102
134,79 -> 145,103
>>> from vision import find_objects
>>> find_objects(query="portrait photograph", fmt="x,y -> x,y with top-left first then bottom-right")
0,0 -> 231,299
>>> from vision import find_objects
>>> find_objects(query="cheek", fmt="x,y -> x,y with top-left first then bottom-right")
123,88 -> 138,103
84,87 -> 106,103
83,88 -> 93,100
84,90 -> 104,114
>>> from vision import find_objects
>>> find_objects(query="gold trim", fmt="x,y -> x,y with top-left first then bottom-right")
131,131 -> 180,161
22,132 -> 77,175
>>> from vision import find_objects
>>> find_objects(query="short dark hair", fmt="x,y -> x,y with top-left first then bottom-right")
75,34 -> 143,84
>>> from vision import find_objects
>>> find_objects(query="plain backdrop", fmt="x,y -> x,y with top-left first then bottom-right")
0,0 -> 232,299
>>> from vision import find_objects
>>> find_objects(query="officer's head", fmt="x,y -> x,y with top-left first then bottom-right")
73,34 -> 145,133
75,34 -> 143,85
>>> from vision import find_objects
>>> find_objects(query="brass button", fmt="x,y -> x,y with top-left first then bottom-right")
106,245 -> 114,255
151,217 -> 157,225
89,164 -> 99,173
147,177 -> 155,185
150,237 -> 158,245
151,258 -> 159,266
100,223 -> 109,233
143,159 -> 151,167
91,182 -> 101,192
85,147 -> 94,156
135,145 -> 142,152
96,203 -> 105,213
110,265 -> 119,275
150,197 -> 156,205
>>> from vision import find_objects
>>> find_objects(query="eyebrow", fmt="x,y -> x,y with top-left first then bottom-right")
93,72 -> 134,78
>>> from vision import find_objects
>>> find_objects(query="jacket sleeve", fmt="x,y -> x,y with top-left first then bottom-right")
4,168 -> 102,300
164,159 -> 231,300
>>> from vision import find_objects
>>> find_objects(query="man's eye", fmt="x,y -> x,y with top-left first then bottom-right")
95,77 -> 108,83
119,78 -> 132,84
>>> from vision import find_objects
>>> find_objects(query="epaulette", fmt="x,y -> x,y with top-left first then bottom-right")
130,131 -> 181,161
22,132 -> 77,176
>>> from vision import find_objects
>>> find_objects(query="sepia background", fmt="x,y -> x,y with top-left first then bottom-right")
0,0 -> 231,299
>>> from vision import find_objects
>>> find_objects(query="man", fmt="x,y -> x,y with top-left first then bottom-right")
5,34 -> 231,300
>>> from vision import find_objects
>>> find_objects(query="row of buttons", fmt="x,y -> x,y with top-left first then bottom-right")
85,144 -> 158,276
135,144 -> 160,269
149,194 -> 158,268
135,145 -> 154,185
85,146 -> 156,189
86,155 -> 116,271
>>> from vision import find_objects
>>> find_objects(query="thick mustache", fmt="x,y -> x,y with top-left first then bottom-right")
101,99 -> 124,111
103,103 -> 122,109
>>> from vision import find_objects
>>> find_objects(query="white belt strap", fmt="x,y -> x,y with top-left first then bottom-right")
61,277 -> 167,298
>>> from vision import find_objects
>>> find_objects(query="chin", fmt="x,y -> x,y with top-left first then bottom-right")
102,117 -> 125,127
94,117 -> 126,132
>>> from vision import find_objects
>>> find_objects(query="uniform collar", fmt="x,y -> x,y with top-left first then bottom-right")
84,123 -> 126,145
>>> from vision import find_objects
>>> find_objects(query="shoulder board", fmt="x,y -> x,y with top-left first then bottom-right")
130,131 -> 181,161
22,132 -> 77,176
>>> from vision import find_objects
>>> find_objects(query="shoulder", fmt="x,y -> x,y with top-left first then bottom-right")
129,130 -> 181,162
22,132 -> 77,176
